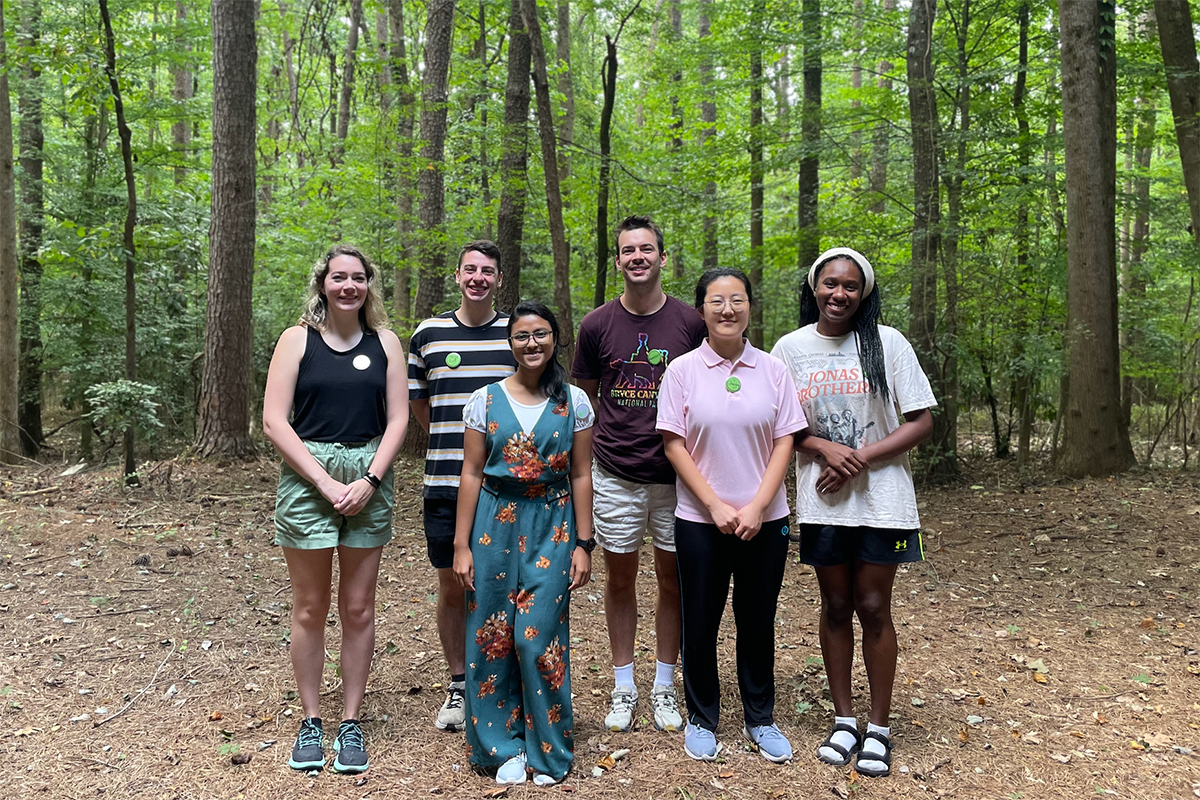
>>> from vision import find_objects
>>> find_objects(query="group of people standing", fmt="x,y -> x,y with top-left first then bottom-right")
263,216 -> 936,784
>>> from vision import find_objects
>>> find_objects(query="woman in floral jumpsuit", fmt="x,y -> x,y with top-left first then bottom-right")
453,301 -> 595,786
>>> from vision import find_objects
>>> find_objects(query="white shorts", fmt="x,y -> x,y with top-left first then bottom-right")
591,462 -> 677,554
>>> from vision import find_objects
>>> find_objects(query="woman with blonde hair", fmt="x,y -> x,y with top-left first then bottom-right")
263,244 -> 407,774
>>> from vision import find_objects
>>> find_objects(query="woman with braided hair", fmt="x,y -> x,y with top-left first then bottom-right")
771,248 -> 935,778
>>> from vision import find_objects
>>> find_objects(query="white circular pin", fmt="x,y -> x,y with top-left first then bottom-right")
352,355 -> 371,371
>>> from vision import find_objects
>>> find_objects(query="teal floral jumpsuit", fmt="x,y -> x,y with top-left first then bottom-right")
464,385 -> 577,780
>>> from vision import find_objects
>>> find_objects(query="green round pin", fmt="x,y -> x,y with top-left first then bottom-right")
725,376 -> 741,393
446,353 -> 462,369
647,349 -> 663,365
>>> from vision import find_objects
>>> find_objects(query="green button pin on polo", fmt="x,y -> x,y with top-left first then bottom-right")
446,353 -> 462,369
648,349 -> 663,365
725,377 -> 741,393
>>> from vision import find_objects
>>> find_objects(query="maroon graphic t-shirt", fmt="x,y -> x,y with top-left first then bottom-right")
571,296 -> 706,484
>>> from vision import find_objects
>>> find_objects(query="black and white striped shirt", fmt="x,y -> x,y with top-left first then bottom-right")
407,311 -> 516,499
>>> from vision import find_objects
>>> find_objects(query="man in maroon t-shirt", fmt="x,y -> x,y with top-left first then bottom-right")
572,215 -> 706,734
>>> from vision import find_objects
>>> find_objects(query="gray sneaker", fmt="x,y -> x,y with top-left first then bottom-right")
651,684 -> 683,731
436,681 -> 466,731
604,685 -> 638,732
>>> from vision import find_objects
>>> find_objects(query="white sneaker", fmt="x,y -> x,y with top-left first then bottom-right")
496,753 -> 527,785
435,681 -> 466,731
651,684 -> 683,732
604,685 -> 638,732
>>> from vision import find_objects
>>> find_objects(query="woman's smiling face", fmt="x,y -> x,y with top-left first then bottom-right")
814,258 -> 864,334
509,314 -> 555,372
700,275 -> 751,343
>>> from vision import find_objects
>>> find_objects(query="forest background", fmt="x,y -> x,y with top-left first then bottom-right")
0,0 -> 1197,481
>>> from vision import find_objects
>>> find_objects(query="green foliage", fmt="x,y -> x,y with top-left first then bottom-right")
85,380 -> 163,440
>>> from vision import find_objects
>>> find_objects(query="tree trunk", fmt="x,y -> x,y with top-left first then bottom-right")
594,34 -> 617,307
849,0 -> 862,180
1154,0 -> 1200,248
17,0 -> 44,457
1122,11 -> 1158,429
496,0 -> 530,315
670,0 -> 684,280
333,0 -> 363,163
699,0 -> 717,270
0,2 -> 18,464
413,0 -> 457,320
938,0 -> 966,464
748,0 -> 764,348
869,0 -> 896,214
797,0 -> 821,320
476,3 -> 493,240
99,0 -> 141,482
388,0 -> 416,324
556,0 -> 574,187
195,0 -> 257,460
907,0 -> 954,479
522,0 -> 573,361
1152,0 -> 1200,443
1013,0 -> 1034,467
172,1 -> 192,188
1056,0 -> 1136,476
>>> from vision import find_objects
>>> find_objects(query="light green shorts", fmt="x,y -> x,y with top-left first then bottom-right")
274,438 -> 394,550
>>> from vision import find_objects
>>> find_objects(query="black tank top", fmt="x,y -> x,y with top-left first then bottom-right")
292,326 -> 388,442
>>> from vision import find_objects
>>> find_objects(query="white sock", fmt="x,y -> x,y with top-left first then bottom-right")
818,716 -> 858,763
860,723 -> 890,761
653,660 -> 675,687
613,662 -> 634,689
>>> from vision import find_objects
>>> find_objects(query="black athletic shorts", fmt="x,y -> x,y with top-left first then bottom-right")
798,523 -> 924,567
422,498 -> 458,569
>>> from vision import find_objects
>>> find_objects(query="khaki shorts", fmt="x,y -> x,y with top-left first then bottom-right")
274,438 -> 394,550
591,462 -> 677,554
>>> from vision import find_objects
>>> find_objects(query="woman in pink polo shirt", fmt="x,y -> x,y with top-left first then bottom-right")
656,268 -> 807,764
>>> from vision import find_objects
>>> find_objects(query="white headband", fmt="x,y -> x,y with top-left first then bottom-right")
807,247 -> 875,297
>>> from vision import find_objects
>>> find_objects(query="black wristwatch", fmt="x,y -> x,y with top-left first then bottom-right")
362,471 -> 381,489
575,537 -> 597,554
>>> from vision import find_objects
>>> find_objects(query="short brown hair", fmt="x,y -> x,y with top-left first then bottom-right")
457,239 -> 502,271
612,215 -> 664,256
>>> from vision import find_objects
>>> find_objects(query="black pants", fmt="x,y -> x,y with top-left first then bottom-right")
675,515 -> 789,732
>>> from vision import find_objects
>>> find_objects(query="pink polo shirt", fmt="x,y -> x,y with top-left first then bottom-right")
656,339 -> 808,524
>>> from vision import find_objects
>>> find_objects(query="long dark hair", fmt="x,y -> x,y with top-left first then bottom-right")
508,301 -> 569,406
800,256 -> 890,403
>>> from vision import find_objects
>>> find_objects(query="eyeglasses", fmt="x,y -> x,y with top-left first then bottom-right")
510,329 -> 553,344
704,298 -> 748,311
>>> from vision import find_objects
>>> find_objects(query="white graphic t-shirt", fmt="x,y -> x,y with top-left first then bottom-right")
771,324 -> 936,529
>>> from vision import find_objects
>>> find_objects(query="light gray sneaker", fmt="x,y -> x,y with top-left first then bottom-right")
435,681 -> 466,732
651,684 -> 683,732
604,685 -> 638,732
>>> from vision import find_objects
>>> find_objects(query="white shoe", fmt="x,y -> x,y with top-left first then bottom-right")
651,684 -> 683,732
604,685 -> 638,732
435,681 -> 465,731
496,753 -> 527,784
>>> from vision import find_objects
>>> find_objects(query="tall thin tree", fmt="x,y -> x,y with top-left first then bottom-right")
99,0 -> 141,482
495,0 -> 530,314
797,0 -> 821,317
1056,0 -> 1136,476
195,0 -> 257,458
0,1 -> 19,464
699,0 -> 717,270
17,0 -> 44,457
413,0 -> 457,319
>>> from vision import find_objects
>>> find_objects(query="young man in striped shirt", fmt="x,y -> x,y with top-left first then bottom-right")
408,240 -> 516,732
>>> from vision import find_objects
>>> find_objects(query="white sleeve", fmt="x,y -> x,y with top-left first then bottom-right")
462,387 -> 490,432
569,385 -> 595,431
885,329 -> 938,414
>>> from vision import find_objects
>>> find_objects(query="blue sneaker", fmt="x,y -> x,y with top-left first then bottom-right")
745,723 -> 793,763
288,717 -> 325,770
333,719 -> 369,774
683,722 -> 719,761
496,752 -> 527,785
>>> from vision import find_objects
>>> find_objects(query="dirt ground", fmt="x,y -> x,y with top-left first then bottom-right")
0,454 -> 1198,800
